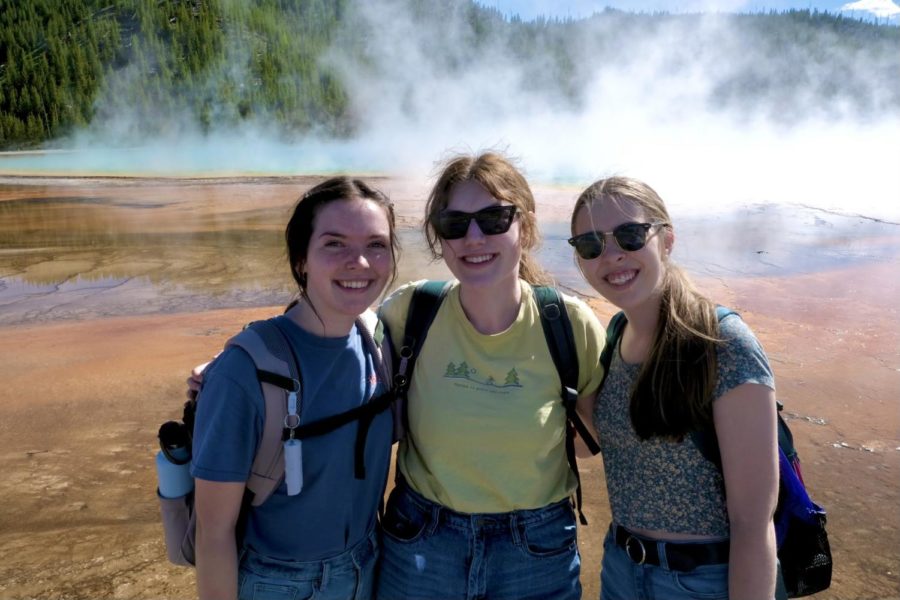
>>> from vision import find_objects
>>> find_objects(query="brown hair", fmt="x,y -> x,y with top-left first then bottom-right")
423,152 -> 551,286
286,176 -> 399,302
572,176 -> 721,439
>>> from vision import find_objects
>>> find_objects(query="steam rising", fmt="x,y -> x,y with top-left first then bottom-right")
5,2 -> 899,221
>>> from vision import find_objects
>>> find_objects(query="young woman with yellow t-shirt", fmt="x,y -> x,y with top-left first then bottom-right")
374,152 -> 605,600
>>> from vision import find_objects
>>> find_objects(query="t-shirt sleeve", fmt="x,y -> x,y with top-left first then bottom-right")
190,346 -> 264,482
564,294 -> 607,397
713,313 -> 776,401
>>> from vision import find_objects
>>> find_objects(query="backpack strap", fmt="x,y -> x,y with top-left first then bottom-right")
598,311 -> 627,385
689,306 -> 740,468
533,286 -> 600,525
226,319 -> 301,507
349,310 -> 395,479
391,281 -> 453,433
228,313 -> 397,503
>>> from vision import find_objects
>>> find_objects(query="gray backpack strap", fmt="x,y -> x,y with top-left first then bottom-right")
358,309 -> 393,394
226,320 -> 298,507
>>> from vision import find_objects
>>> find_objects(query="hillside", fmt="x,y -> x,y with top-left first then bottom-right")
1,0 -> 897,149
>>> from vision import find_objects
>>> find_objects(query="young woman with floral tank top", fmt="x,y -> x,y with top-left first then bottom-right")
569,176 -> 782,600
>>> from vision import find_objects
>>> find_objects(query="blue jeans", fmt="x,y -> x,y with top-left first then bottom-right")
237,529 -> 378,600
599,525 -> 788,600
376,481 -> 581,600
600,526 -> 729,600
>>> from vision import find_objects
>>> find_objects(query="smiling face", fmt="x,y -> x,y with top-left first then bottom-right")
572,197 -> 673,313
439,179 -> 524,292
300,198 -> 393,332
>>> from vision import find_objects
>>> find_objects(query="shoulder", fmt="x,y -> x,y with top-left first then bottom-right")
195,345 -> 264,432
530,285 -> 607,392
561,291 -> 603,329
379,280 -> 423,321
714,312 -> 775,398
379,279 -> 455,340
204,344 -> 261,395
717,312 -> 766,358
544,288 -> 605,345
525,285 -> 605,343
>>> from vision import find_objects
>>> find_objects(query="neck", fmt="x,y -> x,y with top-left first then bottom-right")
620,297 -> 662,363
285,300 -> 355,338
458,277 -> 522,334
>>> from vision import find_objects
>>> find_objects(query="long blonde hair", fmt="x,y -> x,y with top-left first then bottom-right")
424,152 -> 551,286
572,176 -> 721,439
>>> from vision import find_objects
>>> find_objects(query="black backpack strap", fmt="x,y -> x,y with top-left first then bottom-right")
392,281 -> 452,418
280,390 -> 395,478
533,285 -> 599,525
253,317 -> 395,483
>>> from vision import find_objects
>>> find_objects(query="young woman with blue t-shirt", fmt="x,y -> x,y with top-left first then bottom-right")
569,177 -> 781,600
374,153 -> 606,600
190,177 -> 399,600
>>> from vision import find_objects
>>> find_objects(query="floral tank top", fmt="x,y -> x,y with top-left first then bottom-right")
593,314 -> 775,536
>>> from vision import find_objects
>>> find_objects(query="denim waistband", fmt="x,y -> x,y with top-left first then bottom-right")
395,477 -> 575,534
240,527 -> 377,582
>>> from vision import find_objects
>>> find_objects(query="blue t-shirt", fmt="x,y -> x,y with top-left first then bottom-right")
190,315 -> 393,560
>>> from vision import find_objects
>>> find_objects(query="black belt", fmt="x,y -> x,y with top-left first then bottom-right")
611,524 -> 730,572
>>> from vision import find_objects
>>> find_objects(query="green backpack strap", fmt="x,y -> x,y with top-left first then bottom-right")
599,311 -> 627,385
533,285 -> 600,525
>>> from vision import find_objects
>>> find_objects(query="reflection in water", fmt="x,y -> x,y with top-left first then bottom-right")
1,179 -> 898,325
0,179 -> 443,324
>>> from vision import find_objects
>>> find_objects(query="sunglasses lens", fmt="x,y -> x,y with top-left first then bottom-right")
571,234 -> 604,260
435,215 -> 470,240
614,223 -> 650,251
475,206 -> 515,234
435,206 -> 516,239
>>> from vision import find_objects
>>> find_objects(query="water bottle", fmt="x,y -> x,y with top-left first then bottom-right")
156,421 -> 194,499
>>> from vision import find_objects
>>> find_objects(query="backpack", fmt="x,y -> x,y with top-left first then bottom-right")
157,310 -> 394,567
387,281 -> 601,524
600,308 -> 832,598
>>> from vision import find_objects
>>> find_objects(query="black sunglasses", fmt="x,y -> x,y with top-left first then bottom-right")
432,205 -> 518,240
567,221 -> 667,260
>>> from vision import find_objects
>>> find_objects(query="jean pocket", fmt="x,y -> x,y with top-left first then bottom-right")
670,563 -> 729,599
238,571 -> 316,600
381,498 -> 429,543
518,507 -> 578,558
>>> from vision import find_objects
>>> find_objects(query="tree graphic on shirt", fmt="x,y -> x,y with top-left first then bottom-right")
505,368 -> 520,386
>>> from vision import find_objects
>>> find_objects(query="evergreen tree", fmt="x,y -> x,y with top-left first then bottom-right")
0,0 -> 897,149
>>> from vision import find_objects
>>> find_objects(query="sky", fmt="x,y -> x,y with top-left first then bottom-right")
476,0 -> 900,21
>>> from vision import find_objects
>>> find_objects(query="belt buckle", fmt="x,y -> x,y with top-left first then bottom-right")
624,535 -> 647,565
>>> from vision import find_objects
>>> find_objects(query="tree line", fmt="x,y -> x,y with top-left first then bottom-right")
1,0 -> 897,149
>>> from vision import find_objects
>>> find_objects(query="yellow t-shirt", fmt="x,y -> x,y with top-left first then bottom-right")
379,279 -> 605,513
